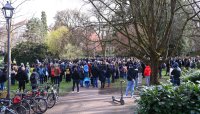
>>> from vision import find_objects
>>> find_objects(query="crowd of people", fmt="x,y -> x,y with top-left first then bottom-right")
0,57 -> 199,97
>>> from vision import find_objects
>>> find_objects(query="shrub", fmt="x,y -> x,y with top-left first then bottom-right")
137,82 -> 200,114
182,70 -> 200,84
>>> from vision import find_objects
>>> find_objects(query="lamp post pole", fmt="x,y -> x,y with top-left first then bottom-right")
2,1 -> 14,100
6,18 -> 11,99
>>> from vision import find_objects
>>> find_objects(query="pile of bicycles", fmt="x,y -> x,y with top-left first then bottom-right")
0,83 -> 59,114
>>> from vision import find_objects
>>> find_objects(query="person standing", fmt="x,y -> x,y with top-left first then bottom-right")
106,65 -> 111,87
99,63 -> 106,89
72,66 -> 80,93
83,62 -> 89,78
138,63 -> 143,85
54,64 -> 61,87
16,66 -> 28,92
60,62 -> 65,82
133,63 -> 139,88
65,65 -> 72,82
30,69 -> 39,90
91,64 -> 99,88
125,64 -> 136,97
83,63 -> 90,88
37,64 -> 45,84
50,64 -> 55,84
144,64 -> 151,86
171,62 -> 181,86
111,62 -> 115,83
11,65 -> 17,85
79,66 -> 84,87
0,67 -> 7,90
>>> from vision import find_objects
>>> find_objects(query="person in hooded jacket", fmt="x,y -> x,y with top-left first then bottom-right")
144,63 -> 151,86
171,62 -> 181,86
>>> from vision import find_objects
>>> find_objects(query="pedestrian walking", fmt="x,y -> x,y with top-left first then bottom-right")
125,64 -> 137,97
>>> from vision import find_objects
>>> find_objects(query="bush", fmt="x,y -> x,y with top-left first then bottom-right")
182,70 -> 200,84
137,82 -> 200,114
10,41 -> 48,65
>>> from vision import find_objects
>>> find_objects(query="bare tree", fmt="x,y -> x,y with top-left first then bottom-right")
54,9 -> 96,57
0,0 -> 31,52
87,0 -> 200,84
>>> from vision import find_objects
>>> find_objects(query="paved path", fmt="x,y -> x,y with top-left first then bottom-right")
45,87 -> 138,114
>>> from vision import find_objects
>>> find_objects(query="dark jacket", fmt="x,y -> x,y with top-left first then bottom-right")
91,66 -> 99,78
0,69 -> 7,83
16,70 -> 28,82
171,68 -> 181,80
99,65 -> 106,82
72,70 -> 80,81
105,67 -> 111,78
127,66 -> 138,81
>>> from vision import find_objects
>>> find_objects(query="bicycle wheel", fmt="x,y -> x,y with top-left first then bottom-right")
21,99 -> 31,114
47,93 -> 56,108
5,107 -> 18,114
34,97 -> 48,113
9,104 -> 26,114
26,98 -> 38,113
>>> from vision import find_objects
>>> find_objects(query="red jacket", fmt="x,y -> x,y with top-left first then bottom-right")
144,65 -> 151,76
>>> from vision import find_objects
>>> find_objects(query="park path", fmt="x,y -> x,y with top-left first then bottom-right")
45,87 -> 138,114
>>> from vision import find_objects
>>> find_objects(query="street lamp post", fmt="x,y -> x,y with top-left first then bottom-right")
2,1 -> 14,100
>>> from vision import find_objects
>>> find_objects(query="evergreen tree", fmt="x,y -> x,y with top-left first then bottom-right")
23,18 -> 43,43
41,11 -> 48,37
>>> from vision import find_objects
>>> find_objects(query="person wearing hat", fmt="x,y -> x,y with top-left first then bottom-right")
171,62 -> 181,86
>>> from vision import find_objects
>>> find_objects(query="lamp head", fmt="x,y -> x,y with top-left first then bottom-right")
2,1 -> 14,19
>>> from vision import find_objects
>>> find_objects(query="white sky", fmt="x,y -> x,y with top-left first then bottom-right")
7,0 -> 90,26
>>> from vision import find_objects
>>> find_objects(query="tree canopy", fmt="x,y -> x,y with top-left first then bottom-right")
45,26 -> 70,58
11,41 -> 48,65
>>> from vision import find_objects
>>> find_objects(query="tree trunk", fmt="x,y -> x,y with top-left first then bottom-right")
102,46 -> 106,58
150,58 -> 160,85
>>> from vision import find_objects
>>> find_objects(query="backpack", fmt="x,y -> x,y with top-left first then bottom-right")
30,73 -> 37,84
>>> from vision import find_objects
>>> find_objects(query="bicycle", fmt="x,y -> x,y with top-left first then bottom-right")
37,83 -> 59,108
24,90 -> 48,114
45,83 -> 59,108
0,105 -> 17,114
0,97 -> 26,114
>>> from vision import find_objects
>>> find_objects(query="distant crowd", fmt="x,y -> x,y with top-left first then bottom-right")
0,57 -> 199,96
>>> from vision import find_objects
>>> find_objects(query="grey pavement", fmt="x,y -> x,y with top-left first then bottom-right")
45,87 -> 138,114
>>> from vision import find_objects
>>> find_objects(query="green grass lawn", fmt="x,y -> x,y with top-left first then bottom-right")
6,79 -> 73,97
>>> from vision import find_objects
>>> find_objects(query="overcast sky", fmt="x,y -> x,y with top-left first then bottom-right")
6,0 -> 90,26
